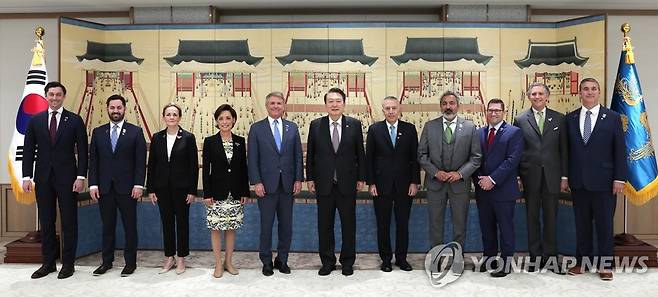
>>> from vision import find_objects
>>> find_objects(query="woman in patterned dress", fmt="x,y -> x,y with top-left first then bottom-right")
202,104 -> 249,278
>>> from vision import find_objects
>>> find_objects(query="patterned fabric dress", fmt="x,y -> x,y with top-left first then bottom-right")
206,139 -> 244,231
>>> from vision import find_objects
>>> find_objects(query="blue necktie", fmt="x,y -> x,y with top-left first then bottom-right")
389,125 -> 396,147
583,110 -> 592,144
111,124 -> 119,152
273,119 -> 282,152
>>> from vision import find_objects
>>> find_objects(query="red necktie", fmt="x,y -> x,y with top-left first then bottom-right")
49,111 -> 58,144
486,127 -> 495,149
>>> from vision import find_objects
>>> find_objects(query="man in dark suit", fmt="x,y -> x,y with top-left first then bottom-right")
22,81 -> 88,279
474,98 -> 524,278
564,78 -> 626,281
418,91 -> 481,252
366,96 -> 420,272
88,94 -> 147,277
248,91 -> 304,276
306,87 -> 366,276
513,82 -> 567,274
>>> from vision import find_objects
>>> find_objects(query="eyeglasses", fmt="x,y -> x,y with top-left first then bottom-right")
487,109 -> 504,114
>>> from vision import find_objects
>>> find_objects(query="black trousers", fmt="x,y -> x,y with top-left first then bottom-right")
35,172 -> 78,267
99,185 -> 137,266
373,184 -> 412,263
317,184 -> 356,268
524,170 -> 559,261
571,189 -> 616,269
156,187 -> 190,257
258,180 -> 294,264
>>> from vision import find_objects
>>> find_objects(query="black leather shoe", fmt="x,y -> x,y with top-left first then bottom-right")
395,261 -> 413,271
121,265 -> 136,277
57,266 -> 74,279
380,263 -> 392,272
273,258 -> 291,274
262,263 -> 274,276
479,260 -> 498,272
318,264 -> 336,276
93,263 -> 113,276
490,270 -> 509,278
551,265 -> 566,275
341,266 -> 354,276
31,264 -> 56,279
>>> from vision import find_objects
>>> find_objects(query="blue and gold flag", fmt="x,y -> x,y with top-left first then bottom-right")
610,23 -> 658,206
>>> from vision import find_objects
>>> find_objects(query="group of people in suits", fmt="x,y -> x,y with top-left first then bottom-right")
22,78 -> 624,281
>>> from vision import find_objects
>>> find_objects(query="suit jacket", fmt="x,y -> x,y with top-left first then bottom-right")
565,106 -> 627,191
22,109 -> 88,185
146,127 -> 199,195
306,115 -> 366,196
365,120 -> 420,194
513,108 -> 567,194
202,133 -> 249,200
89,122 -> 147,195
247,118 -> 304,194
473,122 -> 524,201
417,116 -> 481,193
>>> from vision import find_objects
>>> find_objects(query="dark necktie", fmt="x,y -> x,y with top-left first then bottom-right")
583,110 -> 592,144
49,111 -> 58,144
486,127 -> 495,149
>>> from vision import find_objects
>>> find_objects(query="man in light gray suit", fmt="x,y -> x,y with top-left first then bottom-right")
513,82 -> 567,274
248,91 -> 304,276
418,91 -> 481,249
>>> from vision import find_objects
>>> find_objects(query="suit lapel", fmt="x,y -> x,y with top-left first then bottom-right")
217,133 -> 230,165
53,110 -> 69,145
569,109 -> 582,144
323,116 -> 337,155
113,123 -> 126,155
449,117 -> 463,154
168,127 -> 184,161
526,110 -> 542,137
588,108 -> 607,145
262,118 -> 281,155
381,121 -> 395,150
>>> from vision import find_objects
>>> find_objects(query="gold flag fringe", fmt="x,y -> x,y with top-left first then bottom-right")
624,178 -> 658,206
6,153 -> 36,205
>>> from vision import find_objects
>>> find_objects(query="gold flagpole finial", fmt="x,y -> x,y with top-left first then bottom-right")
31,27 -> 46,66
621,23 -> 634,64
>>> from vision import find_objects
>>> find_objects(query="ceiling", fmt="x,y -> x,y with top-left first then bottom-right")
2,0 -> 658,13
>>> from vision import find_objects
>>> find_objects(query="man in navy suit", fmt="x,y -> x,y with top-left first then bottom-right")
88,94 -> 147,277
306,87 -> 366,276
248,91 -> 304,276
564,78 -> 626,281
366,96 -> 420,272
22,81 -> 88,279
474,98 -> 524,278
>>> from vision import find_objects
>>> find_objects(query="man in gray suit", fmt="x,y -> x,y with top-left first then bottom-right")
418,91 -> 481,249
248,91 -> 304,276
513,82 -> 567,274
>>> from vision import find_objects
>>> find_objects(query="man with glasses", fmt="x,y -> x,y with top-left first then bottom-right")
474,98 -> 523,278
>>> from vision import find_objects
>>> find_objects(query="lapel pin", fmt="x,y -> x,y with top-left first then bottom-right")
177,135 -> 182,139
548,118 -> 553,122
602,113 -> 607,119
346,124 -> 349,128
64,116 -> 69,122
398,132 -> 402,136
122,128 -> 126,136
553,127 -> 558,130
285,124 -> 289,132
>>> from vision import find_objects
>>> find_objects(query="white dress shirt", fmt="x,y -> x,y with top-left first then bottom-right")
579,104 -> 600,138
532,107 -> 547,127
268,116 -> 284,140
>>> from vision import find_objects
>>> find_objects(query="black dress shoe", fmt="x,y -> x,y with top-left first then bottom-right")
57,266 -> 75,279
490,270 -> 509,278
318,264 -> 336,276
380,263 -> 392,272
262,263 -> 274,276
273,258 -> 291,274
31,265 -> 56,279
341,266 -> 354,276
121,265 -> 136,277
93,263 -> 113,276
395,261 -> 413,271
551,265 -> 567,275
479,260 -> 498,272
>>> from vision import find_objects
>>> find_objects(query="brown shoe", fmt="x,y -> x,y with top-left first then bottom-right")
598,269 -> 613,281
568,266 -> 585,275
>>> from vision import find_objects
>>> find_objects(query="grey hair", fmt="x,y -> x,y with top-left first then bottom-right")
439,91 -> 460,105
526,82 -> 550,97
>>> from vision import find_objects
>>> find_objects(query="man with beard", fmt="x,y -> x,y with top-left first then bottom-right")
88,94 -> 146,277
418,91 -> 481,250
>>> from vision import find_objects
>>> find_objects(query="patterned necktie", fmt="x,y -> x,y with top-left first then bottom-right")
583,110 -> 592,144
444,122 -> 453,143
49,110 -> 58,144
389,125 -> 396,147
487,127 -> 496,149
273,119 -> 282,152
111,124 -> 119,152
332,121 -> 340,153
537,111 -> 544,135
